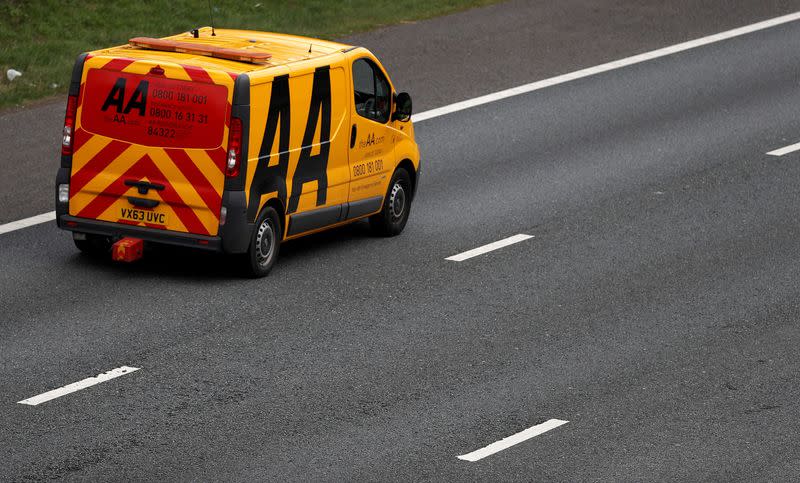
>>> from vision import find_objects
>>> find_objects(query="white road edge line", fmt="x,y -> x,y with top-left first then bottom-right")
413,11 -> 800,123
17,366 -> 140,406
446,234 -> 533,262
0,211 -> 55,236
767,141 -> 800,156
3,11 -> 800,238
457,419 -> 569,462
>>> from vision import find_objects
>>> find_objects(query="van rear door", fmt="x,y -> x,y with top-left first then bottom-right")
69,56 -> 233,236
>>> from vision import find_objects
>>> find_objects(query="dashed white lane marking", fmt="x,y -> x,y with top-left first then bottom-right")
457,419 -> 569,462
446,234 -> 533,262
0,211 -> 55,236
17,366 -> 140,406
3,12 -> 800,238
767,141 -> 800,156
413,11 -> 800,123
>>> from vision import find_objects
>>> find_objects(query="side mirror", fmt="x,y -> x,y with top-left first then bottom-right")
393,92 -> 412,122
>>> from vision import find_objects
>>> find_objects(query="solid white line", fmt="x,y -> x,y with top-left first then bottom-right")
17,366 -> 140,406
413,11 -> 800,123
4,12 -> 800,238
0,211 -> 55,236
457,419 -> 569,462
767,141 -> 800,156
446,234 -> 533,262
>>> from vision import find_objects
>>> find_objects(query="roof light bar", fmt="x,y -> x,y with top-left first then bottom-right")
128,37 -> 272,64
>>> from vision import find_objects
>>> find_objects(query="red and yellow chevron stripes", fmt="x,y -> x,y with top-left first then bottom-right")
69,56 -> 234,237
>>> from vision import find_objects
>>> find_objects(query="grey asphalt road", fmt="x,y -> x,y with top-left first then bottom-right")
2,0 -> 800,224
3,1 -> 800,481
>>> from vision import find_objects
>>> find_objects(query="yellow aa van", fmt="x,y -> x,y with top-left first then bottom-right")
55,27 -> 419,276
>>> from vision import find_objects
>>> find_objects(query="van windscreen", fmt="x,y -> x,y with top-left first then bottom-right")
81,68 -> 228,149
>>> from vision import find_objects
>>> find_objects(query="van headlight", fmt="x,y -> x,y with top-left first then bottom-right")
58,184 -> 70,203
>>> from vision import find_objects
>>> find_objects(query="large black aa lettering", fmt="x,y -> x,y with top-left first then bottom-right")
287,66 -> 331,214
123,80 -> 148,116
100,78 -> 148,115
101,78 -> 127,112
247,75 -> 291,222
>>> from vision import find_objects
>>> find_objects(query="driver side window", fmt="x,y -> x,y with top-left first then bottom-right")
353,59 -> 391,124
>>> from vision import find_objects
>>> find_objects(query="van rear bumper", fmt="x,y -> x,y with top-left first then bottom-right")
58,215 -> 223,251
55,188 -> 252,254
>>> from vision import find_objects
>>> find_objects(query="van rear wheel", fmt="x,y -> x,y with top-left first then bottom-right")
370,167 -> 411,237
74,234 -> 111,256
244,206 -> 282,278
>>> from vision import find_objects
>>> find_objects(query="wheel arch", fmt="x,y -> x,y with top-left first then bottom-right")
396,158 -> 417,200
263,196 -> 287,239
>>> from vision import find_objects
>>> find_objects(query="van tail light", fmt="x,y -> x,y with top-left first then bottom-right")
58,184 -> 70,203
226,117 -> 242,177
62,94 -> 78,156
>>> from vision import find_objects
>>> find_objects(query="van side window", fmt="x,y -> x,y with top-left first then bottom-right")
353,59 -> 391,123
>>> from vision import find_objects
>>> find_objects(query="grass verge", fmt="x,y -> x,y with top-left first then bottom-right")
0,0 -> 499,110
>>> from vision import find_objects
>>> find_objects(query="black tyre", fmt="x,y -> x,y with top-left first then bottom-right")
244,206 -> 282,278
73,234 -> 111,256
370,167 -> 412,237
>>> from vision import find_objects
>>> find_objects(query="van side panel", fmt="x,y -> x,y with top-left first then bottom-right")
244,55 -> 350,234
68,55 -> 234,236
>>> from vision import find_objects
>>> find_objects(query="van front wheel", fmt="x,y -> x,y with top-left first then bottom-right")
244,206 -> 282,278
370,167 -> 411,237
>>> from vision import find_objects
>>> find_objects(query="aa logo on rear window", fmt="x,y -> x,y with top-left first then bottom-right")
101,78 -> 149,116
82,69 -> 227,149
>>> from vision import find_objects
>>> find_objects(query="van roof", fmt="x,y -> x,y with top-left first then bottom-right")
90,27 -> 356,74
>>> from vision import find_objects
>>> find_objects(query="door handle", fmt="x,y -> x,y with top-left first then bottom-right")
350,124 -> 357,149
125,179 -> 165,194
127,196 -> 160,208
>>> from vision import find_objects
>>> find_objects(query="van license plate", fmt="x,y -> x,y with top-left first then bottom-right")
120,207 -> 168,226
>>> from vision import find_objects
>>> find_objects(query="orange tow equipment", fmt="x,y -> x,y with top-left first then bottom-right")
112,237 -> 144,262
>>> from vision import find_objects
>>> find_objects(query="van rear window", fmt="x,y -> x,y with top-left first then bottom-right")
81,69 -> 228,149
